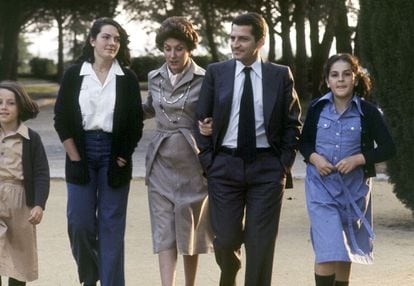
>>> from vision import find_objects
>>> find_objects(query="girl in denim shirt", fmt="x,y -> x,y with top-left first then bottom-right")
299,54 -> 396,286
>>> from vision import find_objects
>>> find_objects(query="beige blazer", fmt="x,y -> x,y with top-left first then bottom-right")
143,60 -> 205,184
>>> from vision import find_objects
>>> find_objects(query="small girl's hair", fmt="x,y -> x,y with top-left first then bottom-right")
320,53 -> 372,100
0,80 -> 39,121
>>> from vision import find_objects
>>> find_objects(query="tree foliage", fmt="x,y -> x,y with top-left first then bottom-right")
359,0 -> 414,212
0,0 -> 118,81
1,0 -> 359,99
0,0 -> 43,80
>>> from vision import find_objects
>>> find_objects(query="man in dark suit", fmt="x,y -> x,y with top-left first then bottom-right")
195,12 -> 302,286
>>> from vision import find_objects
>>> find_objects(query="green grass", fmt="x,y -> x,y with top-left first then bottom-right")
24,85 -> 59,95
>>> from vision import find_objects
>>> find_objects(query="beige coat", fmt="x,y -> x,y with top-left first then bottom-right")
143,60 -> 205,183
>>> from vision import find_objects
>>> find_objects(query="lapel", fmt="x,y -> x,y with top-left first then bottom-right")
216,60 -> 236,145
178,60 -> 203,86
261,62 -> 278,127
156,60 -> 203,92
218,60 -> 236,114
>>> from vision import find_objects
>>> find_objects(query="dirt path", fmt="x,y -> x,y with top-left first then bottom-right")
21,179 -> 414,285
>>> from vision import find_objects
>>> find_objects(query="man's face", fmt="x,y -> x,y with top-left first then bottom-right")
230,24 -> 264,66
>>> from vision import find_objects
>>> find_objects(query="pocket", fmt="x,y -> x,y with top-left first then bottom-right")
342,119 -> 361,144
108,160 -> 132,188
65,159 -> 89,184
316,118 -> 333,144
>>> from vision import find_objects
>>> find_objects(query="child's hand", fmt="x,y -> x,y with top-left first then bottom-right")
310,153 -> 336,176
335,154 -> 366,174
28,206 -> 44,225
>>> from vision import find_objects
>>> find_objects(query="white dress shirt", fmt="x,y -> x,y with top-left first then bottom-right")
222,59 -> 270,148
78,60 -> 124,132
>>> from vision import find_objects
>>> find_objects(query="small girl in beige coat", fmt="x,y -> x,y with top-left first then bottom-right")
0,81 -> 50,286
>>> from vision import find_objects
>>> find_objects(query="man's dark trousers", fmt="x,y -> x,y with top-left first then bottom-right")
207,150 -> 285,286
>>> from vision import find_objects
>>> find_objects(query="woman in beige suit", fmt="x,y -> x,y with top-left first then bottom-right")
142,17 -> 213,286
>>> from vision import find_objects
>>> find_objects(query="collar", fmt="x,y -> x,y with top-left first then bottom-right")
235,59 -> 262,79
313,92 -> 364,116
167,60 -> 191,79
0,123 -> 30,140
149,58 -> 205,80
79,59 -> 125,76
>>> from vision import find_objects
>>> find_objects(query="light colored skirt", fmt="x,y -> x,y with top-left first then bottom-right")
0,180 -> 38,282
147,134 -> 213,255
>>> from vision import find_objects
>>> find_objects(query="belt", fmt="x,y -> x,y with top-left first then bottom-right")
218,146 -> 273,156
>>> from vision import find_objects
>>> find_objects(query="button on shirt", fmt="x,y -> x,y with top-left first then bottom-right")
79,60 -> 124,132
0,124 -> 29,181
222,59 -> 269,148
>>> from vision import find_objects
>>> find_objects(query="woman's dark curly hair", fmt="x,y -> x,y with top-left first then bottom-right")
320,53 -> 372,100
155,17 -> 199,52
77,17 -> 131,66
0,80 -> 39,122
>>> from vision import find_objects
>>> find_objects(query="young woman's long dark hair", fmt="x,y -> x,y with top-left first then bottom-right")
77,17 -> 131,66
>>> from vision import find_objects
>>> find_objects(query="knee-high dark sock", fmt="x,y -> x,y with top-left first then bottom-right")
335,281 -> 349,286
8,278 -> 26,286
315,273 -> 335,286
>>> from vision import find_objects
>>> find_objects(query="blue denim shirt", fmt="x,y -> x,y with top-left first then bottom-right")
299,93 -> 396,178
315,92 -> 363,165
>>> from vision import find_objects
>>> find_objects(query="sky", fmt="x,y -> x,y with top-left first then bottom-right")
26,2 -> 359,62
26,12 -> 157,61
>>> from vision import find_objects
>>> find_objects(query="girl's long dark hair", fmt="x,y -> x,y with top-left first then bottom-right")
320,53 -> 372,101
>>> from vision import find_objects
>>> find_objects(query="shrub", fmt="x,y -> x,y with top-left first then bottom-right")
359,0 -> 414,213
29,57 -> 56,79
130,56 -> 164,82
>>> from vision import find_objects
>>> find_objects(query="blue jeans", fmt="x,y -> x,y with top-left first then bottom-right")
67,131 -> 130,286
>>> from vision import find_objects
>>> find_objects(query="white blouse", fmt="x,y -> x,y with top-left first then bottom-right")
78,60 -> 124,132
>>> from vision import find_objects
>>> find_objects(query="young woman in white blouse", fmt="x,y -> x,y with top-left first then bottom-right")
54,18 -> 143,286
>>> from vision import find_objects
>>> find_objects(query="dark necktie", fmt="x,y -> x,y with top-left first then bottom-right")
237,67 -> 256,162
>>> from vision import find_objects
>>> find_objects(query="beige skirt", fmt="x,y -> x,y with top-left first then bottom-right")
147,133 -> 214,255
0,180 -> 38,282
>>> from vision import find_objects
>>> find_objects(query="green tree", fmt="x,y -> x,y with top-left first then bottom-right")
35,0 -> 118,80
0,0 -> 118,81
359,0 -> 414,212
122,0 -> 228,62
0,0 -> 43,80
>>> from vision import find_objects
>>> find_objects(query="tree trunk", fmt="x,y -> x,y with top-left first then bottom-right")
334,0 -> 352,53
56,12 -> 64,81
0,17 -> 20,80
279,0 -> 294,67
200,0 -> 220,62
263,1 -> 276,62
308,0 -> 335,98
293,0 -> 308,100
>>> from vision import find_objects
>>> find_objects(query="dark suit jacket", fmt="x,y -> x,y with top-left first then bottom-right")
195,59 -> 302,188
54,63 -> 144,188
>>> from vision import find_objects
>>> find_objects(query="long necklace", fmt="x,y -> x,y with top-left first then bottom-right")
158,78 -> 191,123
